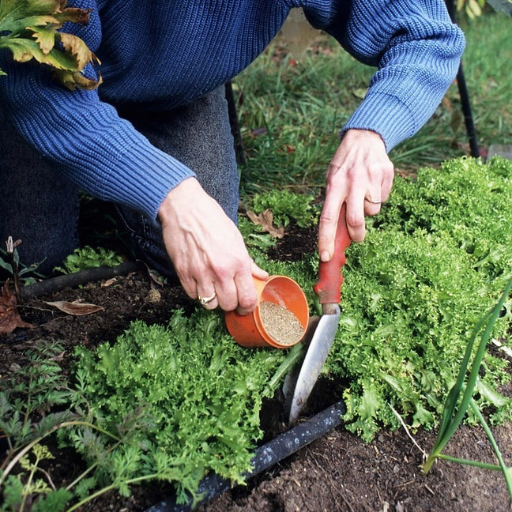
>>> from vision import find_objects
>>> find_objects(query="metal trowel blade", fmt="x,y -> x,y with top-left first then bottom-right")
282,304 -> 340,425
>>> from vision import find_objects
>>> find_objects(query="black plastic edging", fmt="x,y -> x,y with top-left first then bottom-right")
19,261 -> 143,300
144,400 -> 346,512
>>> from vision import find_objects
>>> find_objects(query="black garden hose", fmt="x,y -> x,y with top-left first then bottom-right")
19,261 -> 143,301
144,400 -> 346,512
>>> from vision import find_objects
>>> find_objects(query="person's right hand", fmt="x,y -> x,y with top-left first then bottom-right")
158,177 -> 268,314
318,129 -> 394,261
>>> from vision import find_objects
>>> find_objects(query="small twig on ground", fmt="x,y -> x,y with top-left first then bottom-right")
36,466 -> 57,491
389,404 -> 427,460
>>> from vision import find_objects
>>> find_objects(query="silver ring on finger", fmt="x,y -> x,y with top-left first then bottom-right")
198,292 -> 217,306
364,198 -> 382,205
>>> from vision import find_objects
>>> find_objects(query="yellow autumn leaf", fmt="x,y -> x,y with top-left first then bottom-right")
53,67 -> 103,91
60,32 -> 100,70
0,0 -> 99,90
28,26 -> 57,54
247,209 -> 285,239
5,38 -> 77,69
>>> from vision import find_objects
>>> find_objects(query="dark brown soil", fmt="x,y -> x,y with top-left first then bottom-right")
1,219 -> 512,512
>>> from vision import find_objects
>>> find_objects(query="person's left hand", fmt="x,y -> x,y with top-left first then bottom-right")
318,129 -> 394,262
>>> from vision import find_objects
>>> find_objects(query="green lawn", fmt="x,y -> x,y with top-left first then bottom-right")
235,11 -> 512,195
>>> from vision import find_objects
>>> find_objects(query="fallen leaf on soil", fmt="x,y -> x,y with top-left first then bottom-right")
44,300 -> 105,316
246,209 -> 285,238
395,168 -> 417,180
0,281 -> 35,334
50,351 -> 66,362
101,277 -> 119,287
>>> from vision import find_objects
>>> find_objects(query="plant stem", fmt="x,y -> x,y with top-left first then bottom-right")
469,399 -> 512,502
424,279 -> 512,473
0,421 -> 120,487
6,236 -> 22,304
19,451 -> 39,512
268,342 -> 306,390
64,461 -> 98,492
64,433 -> 131,492
436,453 -> 503,471
65,474 -> 158,512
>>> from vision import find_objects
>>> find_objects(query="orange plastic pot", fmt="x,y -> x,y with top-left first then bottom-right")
225,275 -> 309,349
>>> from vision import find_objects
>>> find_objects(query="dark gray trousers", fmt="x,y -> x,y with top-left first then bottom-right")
0,86 -> 239,276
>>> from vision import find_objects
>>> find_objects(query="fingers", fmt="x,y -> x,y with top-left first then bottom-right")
159,179 -> 267,314
179,251 -> 257,314
318,172 -> 346,262
196,290 -> 218,310
252,261 -> 269,281
197,260 -> 268,315
176,240 -> 263,314
318,129 -> 394,259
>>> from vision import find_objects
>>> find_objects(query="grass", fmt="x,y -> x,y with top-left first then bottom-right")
234,11 -> 512,195
460,13 -> 512,149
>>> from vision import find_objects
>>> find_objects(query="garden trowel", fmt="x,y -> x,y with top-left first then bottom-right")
283,204 -> 351,425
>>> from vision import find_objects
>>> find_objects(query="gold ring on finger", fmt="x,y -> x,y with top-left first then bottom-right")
198,292 -> 216,306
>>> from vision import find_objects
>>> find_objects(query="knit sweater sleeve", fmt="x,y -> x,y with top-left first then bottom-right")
0,2 -> 195,222
305,0 -> 465,151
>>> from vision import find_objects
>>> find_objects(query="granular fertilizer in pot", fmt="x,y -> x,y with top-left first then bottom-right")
259,300 -> 304,345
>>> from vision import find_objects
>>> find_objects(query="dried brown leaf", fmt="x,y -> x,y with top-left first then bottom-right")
101,277 -> 119,287
246,209 -> 285,239
45,300 -> 104,316
0,281 -> 35,334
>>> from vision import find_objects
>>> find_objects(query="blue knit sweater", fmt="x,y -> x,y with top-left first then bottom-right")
0,0 -> 465,222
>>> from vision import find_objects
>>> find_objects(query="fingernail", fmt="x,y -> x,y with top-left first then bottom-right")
320,251 -> 330,262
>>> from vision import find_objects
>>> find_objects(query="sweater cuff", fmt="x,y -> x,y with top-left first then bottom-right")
90,138 -> 198,223
342,93 -> 417,152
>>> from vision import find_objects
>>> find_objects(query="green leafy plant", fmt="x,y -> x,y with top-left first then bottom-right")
326,157 -> 512,441
250,189 -> 319,228
238,215 -> 277,266
71,309 -> 290,504
54,246 -> 123,274
423,279 -> 512,502
1,444 -> 74,512
0,0 -> 101,90
1,338 -> 204,511
0,237 -> 45,288
0,341 -> 118,512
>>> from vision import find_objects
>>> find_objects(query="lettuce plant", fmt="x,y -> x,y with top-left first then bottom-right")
328,157 -> 512,440
72,309 -> 289,504
54,246 -> 123,274
250,189 -> 319,228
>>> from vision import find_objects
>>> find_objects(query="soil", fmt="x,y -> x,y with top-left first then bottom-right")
1,203 -> 512,512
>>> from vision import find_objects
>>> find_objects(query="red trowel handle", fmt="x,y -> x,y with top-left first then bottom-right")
313,203 -> 351,305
